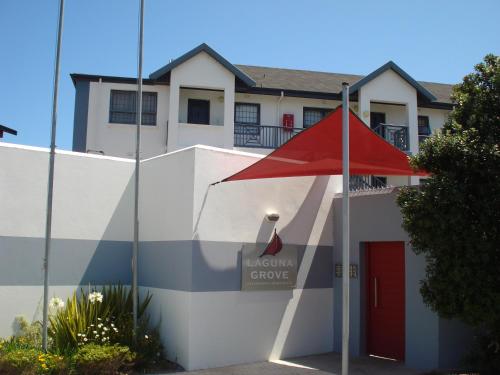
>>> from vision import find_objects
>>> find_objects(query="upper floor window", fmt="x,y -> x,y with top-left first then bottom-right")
235,103 -> 260,125
109,90 -> 157,126
418,115 -> 431,136
187,99 -> 210,125
303,107 -> 332,128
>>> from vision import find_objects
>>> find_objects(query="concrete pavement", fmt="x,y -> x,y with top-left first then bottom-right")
168,352 -> 421,375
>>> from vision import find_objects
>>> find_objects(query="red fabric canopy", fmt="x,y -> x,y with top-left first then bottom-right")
222,106 -> 426,182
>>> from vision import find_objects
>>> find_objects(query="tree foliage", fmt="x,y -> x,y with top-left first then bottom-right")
397,55 -> 500,368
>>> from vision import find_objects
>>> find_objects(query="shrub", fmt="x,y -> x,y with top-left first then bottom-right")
132,329 -> 163,367
73,343 -> 135,375
12,317 -> 42,349
0,348 -> 68,375
464,329 -> 500,375
49,285 -> 153,353
0,348 -> 37,375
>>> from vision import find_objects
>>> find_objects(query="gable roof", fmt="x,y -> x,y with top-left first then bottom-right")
349,61 -> 437,101
0,124 -> 18,136
235,64 -> 453,105
149,43 -> 256,86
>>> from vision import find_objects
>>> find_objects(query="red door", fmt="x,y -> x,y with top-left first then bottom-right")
366,241 -> 405,360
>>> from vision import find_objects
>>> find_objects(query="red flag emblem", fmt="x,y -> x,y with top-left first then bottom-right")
259,229 -> 283,257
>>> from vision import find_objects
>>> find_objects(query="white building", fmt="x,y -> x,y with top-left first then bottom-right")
0,44 -> 470,373
71,43 -> 453,165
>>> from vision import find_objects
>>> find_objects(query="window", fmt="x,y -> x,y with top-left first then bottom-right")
303,107 -> 332,128
109,90 -> 157,125
418,116 -> 431,136
235,103 -> 260,125
187,99 -> 210,125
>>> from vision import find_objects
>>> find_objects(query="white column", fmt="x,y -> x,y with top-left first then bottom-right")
407,100 -> 419,185
167,81 -> 180,152
223,78 -> 235,149
358,87 -> 371,127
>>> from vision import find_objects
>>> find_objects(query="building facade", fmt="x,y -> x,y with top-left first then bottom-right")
71,44 -> 453,174
0,44 -> 471,374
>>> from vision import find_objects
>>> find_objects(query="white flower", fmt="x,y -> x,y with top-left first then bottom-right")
144,335 -> 149,340
83,338 -> 88,342
49,297 -> 65,309
77,333 -> 82,337
88,292 -> 103,304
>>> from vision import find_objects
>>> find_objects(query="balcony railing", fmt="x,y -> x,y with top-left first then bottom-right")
234,123 -> 302,149
372,123 -> 409,152
349,175 -> 389,192
235,122 -> 411,152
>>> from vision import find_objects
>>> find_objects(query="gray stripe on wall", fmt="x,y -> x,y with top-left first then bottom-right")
139,240 -> 333,292
138,241 -> 193,292
1,237 -> 332,291
72,80 -> 90,152
0,236 -> 131,286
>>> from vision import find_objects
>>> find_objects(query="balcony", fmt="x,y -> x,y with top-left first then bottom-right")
234,122 -> 411,152
349,175 -> 389,191
372,123 -> 409,152
234,123 -> 302,149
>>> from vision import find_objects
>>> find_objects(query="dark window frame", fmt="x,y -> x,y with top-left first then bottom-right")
418,115 -> 431,135
187,99 -> 211,125
234,102 -> 261,125
303,107 -> 333,128
109,90 -> 157,126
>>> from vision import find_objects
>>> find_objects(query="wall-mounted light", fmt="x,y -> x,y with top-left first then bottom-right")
265,213 -> 280,222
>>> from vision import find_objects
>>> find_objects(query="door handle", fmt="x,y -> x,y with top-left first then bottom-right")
374,277 -> 378,308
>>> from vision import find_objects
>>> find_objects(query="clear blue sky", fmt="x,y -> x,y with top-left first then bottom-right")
1,0 -> 499,150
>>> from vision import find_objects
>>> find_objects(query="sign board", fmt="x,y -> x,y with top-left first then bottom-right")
241,243 -> 297,291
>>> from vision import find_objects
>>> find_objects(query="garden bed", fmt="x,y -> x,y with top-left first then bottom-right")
0,285 -> 181,374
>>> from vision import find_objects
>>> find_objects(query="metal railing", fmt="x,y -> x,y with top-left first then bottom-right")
234,123 -> 302,149
349,175 -> 389,192
373,123 -> 409,152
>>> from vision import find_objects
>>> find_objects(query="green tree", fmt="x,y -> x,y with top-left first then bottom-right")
397,54 -> 500,372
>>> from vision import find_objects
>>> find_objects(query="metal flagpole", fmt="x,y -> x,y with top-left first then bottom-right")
132,0 -> 145,338
341,82 -> 350,375
42,0 -> 65,352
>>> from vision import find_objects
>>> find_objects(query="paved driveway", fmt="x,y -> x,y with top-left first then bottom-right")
169,352 -> 421,375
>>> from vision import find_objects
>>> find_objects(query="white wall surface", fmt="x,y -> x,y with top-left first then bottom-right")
0,286 -> 81,338
168,51 -> 235,151
140,287 -> 191,367
0,143 -> 134,240
187,288 -> 333,370
138,148 -> 196,242
235,93 -> 343,128
0,143 -> 134,337
137,145 -> 337,370
86,81 -> 169,159
191,146 -> 340,245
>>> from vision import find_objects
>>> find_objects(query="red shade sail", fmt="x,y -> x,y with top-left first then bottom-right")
221,106 -> 426,183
